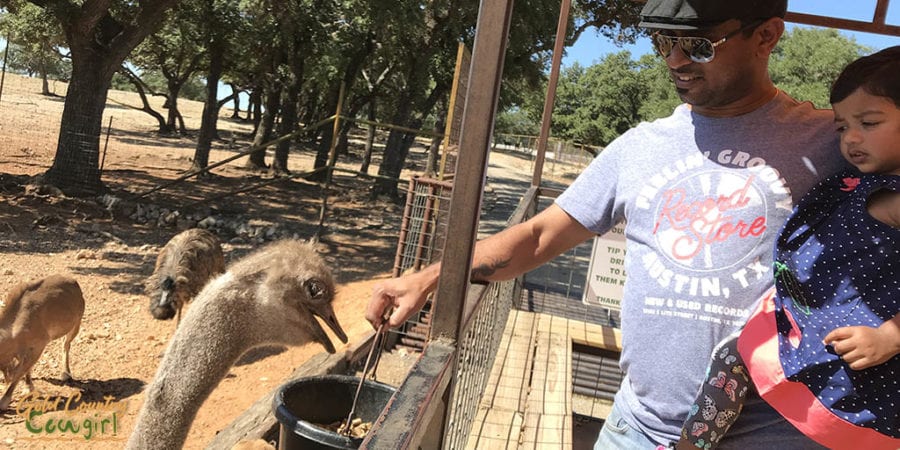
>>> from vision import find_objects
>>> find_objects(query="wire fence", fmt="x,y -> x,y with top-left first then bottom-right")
492,132 -> 599,167
388,176 -> 453,352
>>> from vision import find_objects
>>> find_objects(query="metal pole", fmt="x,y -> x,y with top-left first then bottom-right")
100,116 -> 114,174
314,82 -> 346,242
0,32 -> 11,105
532,0 -> 571,187
428,0 -> 515,444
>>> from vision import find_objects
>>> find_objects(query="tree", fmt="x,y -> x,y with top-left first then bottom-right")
551,52 -> 645,145
490,0 -> 647,148
637,53 -> 680,122
0,0 -> 180,196
192,0 -> 242,173
770,27 -> 868,108
0,2 -> 67,95
130,3 -> 207,134
370,0 -> 481,198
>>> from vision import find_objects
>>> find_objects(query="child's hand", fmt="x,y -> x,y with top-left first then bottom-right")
824,325 -> 897,370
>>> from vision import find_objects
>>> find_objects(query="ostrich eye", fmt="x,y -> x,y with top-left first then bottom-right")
304,279 -> 327,299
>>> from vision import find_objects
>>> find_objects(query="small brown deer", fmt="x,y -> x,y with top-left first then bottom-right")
0,274 -> 85,411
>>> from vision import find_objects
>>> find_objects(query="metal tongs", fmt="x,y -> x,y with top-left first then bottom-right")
340,318 -> 389,436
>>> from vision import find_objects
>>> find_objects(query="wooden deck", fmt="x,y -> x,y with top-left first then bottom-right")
465,309 -> 621,449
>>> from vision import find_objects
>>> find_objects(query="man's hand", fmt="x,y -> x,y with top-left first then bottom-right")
824,325 -> 899,370
366,267 -> 438,330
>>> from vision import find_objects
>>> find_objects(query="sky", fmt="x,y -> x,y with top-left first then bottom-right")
562,0 -> 900,68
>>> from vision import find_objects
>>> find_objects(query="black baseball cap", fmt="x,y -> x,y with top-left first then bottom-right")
639,0 -> 787,30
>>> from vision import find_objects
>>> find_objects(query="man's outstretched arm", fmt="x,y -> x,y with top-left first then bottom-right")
366,204 -> 595,329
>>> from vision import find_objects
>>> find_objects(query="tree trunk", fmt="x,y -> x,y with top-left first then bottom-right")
120,68 -> 170,133
166,80 -> 184,133
249,88 -> 262,132
359,101 -> 377,174
372,92 -> 415,198
250,89 -> 261,124
38,42 -> 53,96
271,75 -> 301,176
40,57 -> 51,96
310,83 -> 339,181
371,82 -> 447,198
192,41 -> 224,173
245,84 -> 280,170
229,83 -> 241,119
425,113 -> 445,177
42,0 -> 180,196
373,128 -> 409,199
43,54 -> 114,196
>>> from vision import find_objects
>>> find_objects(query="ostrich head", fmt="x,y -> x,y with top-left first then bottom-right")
247,240 -> 348,353
291,276 -> 348,353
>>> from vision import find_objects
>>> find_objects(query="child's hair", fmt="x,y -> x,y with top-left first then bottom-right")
830,45 -> 900,107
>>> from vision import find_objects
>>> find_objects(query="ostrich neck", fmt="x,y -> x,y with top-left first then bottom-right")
127,286 -> 263,450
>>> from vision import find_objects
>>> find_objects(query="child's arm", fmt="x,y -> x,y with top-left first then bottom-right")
666,331 -> 750,450
824,312 -> 900,370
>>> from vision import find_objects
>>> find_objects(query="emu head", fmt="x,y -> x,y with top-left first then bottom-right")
149,276 -> 178,320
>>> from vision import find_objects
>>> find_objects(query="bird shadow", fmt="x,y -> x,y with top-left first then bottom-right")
40,376 -> 146,403
0,377 -> 145,420
235,345 -> 288,366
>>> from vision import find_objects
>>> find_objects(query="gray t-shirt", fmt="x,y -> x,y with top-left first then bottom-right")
556,91 -> 845,447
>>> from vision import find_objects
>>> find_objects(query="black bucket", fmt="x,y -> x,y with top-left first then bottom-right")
274,374 -> 396,450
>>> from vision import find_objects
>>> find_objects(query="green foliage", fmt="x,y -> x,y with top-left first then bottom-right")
495,107 -> 540,136
636,53 -> 680,121
110,71 -> 134,91
770,27 -> 869,108
572,0 -> 646,44
498,25 -> 868,147
549,52 -> 647,146
0,2 -> 68,81
140,69 -> 208,101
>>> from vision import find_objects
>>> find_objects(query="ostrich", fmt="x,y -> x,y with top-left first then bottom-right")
148,228 -> 225,325
126,239 -> 348,450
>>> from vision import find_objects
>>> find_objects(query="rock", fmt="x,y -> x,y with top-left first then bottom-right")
198,216 -> 217,229
75,250 -> 98,260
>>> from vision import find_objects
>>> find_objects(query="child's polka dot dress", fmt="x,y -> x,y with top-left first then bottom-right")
773,171 -> 899,437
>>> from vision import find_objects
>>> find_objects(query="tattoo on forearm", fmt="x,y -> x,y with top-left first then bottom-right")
471,258 -> 511,282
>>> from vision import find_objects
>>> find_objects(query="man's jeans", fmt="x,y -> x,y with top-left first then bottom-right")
593,402 -> 661,449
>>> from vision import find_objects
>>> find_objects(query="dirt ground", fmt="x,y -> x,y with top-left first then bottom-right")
0,73 -> 581,449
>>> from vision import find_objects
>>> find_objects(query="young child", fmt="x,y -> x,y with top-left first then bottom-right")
667,46 -> 900,450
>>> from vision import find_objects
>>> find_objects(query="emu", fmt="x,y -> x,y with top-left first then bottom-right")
126,240 -> 348,450
0,274 -> 85,411
148,228 -> 225,325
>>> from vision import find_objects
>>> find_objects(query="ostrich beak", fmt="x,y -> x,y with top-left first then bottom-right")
306,303 -> 349,354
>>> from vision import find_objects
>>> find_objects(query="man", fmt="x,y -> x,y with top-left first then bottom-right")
367,0 -> 846,448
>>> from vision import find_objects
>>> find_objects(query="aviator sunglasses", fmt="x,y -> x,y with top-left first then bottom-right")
652,20 -> 764,63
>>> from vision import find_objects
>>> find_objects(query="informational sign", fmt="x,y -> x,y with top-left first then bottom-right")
582,224 -> 626,311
